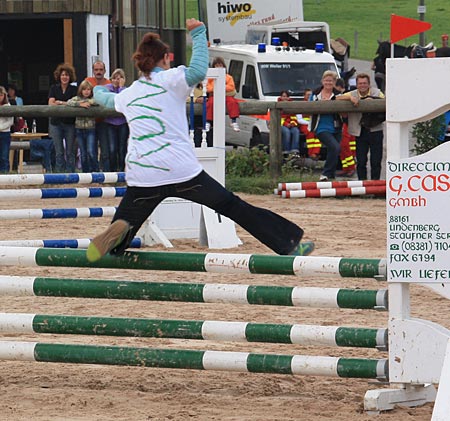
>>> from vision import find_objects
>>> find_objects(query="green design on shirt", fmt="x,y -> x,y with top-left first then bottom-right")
126,80 -> 171,170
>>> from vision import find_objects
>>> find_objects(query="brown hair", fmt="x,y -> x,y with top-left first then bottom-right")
211,56 -> 226,70
132,32 -> 170,77
53,63 -> 77,83
0,86 -> 8,105
77,80 -> 93,98
356,72 -> 371,83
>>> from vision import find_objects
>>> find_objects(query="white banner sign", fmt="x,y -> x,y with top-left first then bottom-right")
206,0 -> 303,44
387,142 -> 450,283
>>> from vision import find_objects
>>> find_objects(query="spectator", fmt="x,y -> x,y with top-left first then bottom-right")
371,54 -> 386,92
277,91 -> 300,156
187,82 -> 210,147
303,88 -> 312,102
297,88 -> 321,159
67,80 -> 100,173
0,86 -> 14,173
7,84 -> 25,134
309,70 -> 342,181
7,84 -> 23,106
105,68 -> 129,171
337,72 -> 385,180
48,63 -> 78,172
85,61 -> 111,171
335,78 -> 356,177
205,57 -> 240,132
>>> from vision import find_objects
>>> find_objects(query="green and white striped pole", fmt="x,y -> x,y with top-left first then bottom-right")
0,247 -> 387,278
0,341 -> 388,379
0,276 -> 388,310
0,313 -> 388,349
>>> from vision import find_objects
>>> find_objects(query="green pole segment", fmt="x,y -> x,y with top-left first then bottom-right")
30,315 -> 385,348
35,343 -> 205,369
336,289 -> 387,310
338,258 -> 384,278
34,278 -> 207,302
31,343 -> 387,379
337,358 -> 387,379
32,249 -> 386,278
30,278 -> 387,310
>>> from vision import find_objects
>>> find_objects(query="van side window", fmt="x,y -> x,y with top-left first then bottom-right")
228,60 -> 243,93
243,65 -> 259,99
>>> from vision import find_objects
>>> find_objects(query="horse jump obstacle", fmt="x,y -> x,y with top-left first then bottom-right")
0,248 -> 389,387
276,186 -> 386,198
0,206 -> 117,220
275,180 -> 386,198
0,341 -> 387,380
0,312 -> 387,349
0,186 -> 126,200
277,180 -> 386,191
0,238 -> 143,249
0,171 -> 167,247
0,172 -> 126,186
0,276 -> 388,310
0,247 -> 386,278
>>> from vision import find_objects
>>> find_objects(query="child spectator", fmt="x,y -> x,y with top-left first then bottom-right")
67,80 -> 99,173
335,78 -> 356,176
205,57 -> 240,132
105,68 -> 129,171
277,91 -> 300,156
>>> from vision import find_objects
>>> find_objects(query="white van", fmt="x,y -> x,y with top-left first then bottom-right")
208,42 -> 339,147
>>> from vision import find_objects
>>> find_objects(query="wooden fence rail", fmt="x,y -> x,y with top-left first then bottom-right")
0,100 -> 386,177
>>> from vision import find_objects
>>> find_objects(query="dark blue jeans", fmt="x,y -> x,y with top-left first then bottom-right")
317,131 -> 342,178
112,170 -> 303,255
76,128 -> 99,173
49,122 -> 76,173
0,132 -> 11,173
281,126 -> 300,153
356,128 -> 384,180
107,123 -> 129,172
30,138 -> 55,172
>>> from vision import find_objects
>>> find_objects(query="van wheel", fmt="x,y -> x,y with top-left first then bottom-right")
250,130 -> 262,148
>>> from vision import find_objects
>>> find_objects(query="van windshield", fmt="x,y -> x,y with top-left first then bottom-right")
258,62 -> 337,97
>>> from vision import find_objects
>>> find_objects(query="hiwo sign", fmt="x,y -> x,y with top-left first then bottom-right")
205,0 -> 303,44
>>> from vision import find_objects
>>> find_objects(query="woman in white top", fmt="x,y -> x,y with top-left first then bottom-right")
87,19 -> 314,262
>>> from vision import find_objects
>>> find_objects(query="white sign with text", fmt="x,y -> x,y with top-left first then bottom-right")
387,141 -> 450,283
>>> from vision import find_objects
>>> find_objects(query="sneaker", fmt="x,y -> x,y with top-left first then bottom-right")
319,175 -> 328,181
205,122 -> 211,132
231,122 -> 240,132
289,241 -> 315,256
86,219 -> 130,262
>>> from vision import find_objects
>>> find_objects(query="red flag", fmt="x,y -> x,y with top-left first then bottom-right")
390,14 -> 432,44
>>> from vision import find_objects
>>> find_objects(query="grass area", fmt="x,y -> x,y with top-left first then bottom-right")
225,170 -> 319,194
186,0 -> 449,60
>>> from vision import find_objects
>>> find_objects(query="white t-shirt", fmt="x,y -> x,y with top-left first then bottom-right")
114,67 -> 202,187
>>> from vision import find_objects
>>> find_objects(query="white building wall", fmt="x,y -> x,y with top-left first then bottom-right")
85,14 -> 110,78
